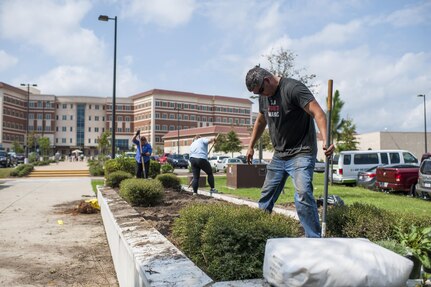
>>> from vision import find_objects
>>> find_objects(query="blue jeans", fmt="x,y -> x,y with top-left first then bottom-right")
258,154 -> 321,238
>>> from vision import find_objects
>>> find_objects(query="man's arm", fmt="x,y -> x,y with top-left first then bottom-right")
304,99 -> 335,157
246,113 -> 267,164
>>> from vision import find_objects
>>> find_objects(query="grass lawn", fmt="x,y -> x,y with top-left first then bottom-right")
180,173 -> 431,217
0,168 -> 14,178
91,179 -> 104,194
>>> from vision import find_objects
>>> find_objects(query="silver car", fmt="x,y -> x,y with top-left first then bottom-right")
414,159 -> 431,199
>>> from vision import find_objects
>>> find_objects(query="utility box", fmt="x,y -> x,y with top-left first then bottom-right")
187,175 -> 207,187
226,164 -> 267,189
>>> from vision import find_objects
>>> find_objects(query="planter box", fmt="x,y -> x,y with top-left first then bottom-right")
226,164 -> 267,188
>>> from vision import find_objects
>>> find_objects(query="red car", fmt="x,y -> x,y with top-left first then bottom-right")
158,153 -> 171,164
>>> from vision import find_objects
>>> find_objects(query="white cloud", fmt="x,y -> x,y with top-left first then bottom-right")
0,50 -> 18,71
384,1 -> 431,27
0,0 -> 104,65
121,0 -> 196,28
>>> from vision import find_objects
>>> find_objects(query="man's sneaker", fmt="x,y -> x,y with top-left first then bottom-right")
192,192 -> 198,196
210,188 -> 218,194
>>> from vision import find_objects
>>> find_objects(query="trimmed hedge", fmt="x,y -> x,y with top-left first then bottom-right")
148,160 -> 161,179
326,202 -> 395,241
104,157 -> 135,176
10,164 -> 34,177
161,163 -> 174,174
119,178 -> 164,206
156,173 -> 181,190
172,203 -> 302,281
106,171 -> 133,188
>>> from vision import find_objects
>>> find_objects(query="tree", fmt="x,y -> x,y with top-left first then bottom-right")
27,132 -> 37,153
259,129 -> 273,152
12,140 -> 24,154
336,118 -> 359,152
98,131 -> 111,155
326,90 -> 345,143
38,137 -> 50,157
264,47 -> 318,93
213,131 -> 242,157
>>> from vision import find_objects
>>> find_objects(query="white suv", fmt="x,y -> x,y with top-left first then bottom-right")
208,155 -> 230,169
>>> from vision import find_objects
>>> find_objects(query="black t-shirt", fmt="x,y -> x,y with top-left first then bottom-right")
259,77 -> 317,158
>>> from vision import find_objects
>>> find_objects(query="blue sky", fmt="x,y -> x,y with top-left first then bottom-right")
0,0 -> 430,134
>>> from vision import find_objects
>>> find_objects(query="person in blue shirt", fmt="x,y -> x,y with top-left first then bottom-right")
132,130 -> 152,178
189,135 -> 218,195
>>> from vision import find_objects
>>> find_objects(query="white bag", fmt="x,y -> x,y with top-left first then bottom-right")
263,238 -> 412,287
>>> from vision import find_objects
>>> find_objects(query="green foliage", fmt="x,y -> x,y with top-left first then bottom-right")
396,225 -> 431,269
149,160 -> 161,178
259,130 -> 273,152
156,173 -> 181,190
10,164 -> 34,177
104,157 -> 135,177
119,178 -> 164,206
37,137 -> 50,157
375,240 -> 408,256
327,90 -> 345,143
214,131 -> 242,157
98,131 -> 111,155
106,171 -> 133,188
161,163 -> 174,174
172,203 -> 301,281
336,118 -> 359,152
29,152 -> 38,163
89,163 -> 104,176
326,202 -> 395,241
12,140 -> 24,154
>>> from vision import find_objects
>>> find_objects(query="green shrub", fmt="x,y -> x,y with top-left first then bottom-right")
106,171 -> 133,188
10,164 -> 34,177
161,163 -> 174,174
326,202 -> 395,241
375,239 -> 408,256
89,164 -> 104,176
149,160 -> 161,178
156,173 -> 181,190
104,157 -> 135,176
119,178 -> 164,206
172,203 -> 301,281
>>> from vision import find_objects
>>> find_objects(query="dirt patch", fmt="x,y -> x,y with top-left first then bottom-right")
1,200 -> 118,287
133,190 -> 223,237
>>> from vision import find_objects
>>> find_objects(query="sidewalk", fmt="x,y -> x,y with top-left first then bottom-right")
0,168 -> 118,286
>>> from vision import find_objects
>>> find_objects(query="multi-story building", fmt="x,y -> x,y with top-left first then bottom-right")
0,82 -> 253,156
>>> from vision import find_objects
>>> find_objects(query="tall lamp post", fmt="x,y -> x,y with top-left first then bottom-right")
20,83 -> 37,164
98,14 -> 117,159
176,105 -> 180,154
418,94 -> 427,153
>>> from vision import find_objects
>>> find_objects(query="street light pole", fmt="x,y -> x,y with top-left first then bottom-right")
20,83 -> 37,164
176,105 -> 180,154
99,14 -> 117,159
418,94 -> 427,154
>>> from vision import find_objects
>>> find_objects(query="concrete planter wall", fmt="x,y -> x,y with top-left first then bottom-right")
97,186 -> 268,286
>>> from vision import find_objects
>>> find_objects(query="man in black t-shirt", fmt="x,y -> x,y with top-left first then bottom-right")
245,66 -> 334,238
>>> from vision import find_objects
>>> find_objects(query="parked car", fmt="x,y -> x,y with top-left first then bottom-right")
14,154 -> 25,164
314,160 -> 326,173
0,151 -> 12,167
413,159 -> 431,199
331,150 -> 418,185
236,155 -> 247,163
150,155 -> 159,162
215,158 -> 242,172
357,165 -> 380,190
159,153 -> 171,164
251,158 -> 269,165
124,152 -> 136,158
208,155 -> 230,169
375,164 -> 420,194
167,154 -> 189,168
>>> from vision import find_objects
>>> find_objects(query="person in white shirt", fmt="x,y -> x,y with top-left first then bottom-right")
189,135 -> 218,195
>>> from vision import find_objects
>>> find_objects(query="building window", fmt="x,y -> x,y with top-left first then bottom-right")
62,138 -> 66,143
70,115 -> 73,120
95,127 -> 99,132
95,116 -> 99,121
62,127 -> 66,132
62,115 -> 67,120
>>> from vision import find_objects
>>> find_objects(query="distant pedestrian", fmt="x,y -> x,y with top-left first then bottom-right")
54,151 -> 60,164
132,130 -> 152,178
189,135 -> 218,195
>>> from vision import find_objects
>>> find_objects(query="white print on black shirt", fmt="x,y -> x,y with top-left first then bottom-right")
268,98 -> 279,118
